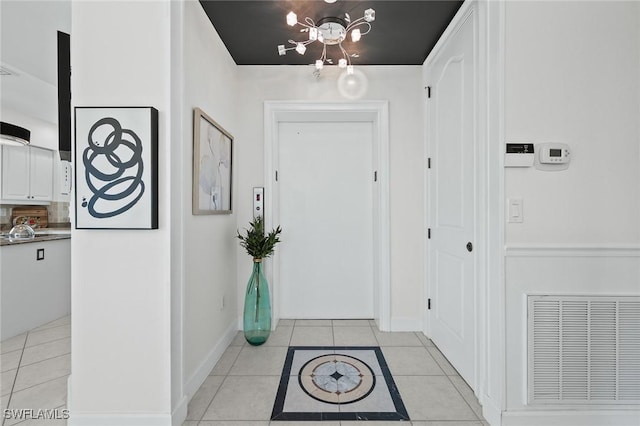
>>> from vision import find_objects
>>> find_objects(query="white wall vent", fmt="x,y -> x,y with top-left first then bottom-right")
528,295 -> 640,405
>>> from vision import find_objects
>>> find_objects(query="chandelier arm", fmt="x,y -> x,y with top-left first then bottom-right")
304,17 -> 316,27
345,16 -> 367,31
339,42 -> 351,66
348,21 -> 372,36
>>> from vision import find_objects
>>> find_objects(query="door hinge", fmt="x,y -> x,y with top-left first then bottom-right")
275,170 -> 278,182
374,171 -> 378,182
428,228 -> 431,239
427,86 -> 432,98
427,298 -> 432,310
427,157 -> 431,169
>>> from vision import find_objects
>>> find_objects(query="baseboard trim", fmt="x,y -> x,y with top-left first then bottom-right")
502,409 -> 640,426
68,413 -> 172,426
183,321 -> 237,399
390,317 -> 421,332
171,395 -> 188,426
480,395 -> 502,426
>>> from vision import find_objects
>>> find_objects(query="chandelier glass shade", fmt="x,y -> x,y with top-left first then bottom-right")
278,7 -> 376,74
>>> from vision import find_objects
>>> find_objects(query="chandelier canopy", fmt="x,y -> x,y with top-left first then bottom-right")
278,7 -> 376,74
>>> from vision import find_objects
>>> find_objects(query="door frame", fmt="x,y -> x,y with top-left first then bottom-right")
264,101 -> 391,330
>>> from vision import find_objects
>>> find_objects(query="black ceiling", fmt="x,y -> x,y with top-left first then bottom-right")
199,0 -> 463,66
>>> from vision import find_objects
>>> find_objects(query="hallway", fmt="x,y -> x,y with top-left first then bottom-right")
184,320 -> 487,425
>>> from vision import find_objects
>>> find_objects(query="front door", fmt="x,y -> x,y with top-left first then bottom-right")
426,8 -> 477,387
278,121 -> 374,319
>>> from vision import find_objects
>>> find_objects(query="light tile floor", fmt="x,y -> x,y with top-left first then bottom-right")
0,316 -> 71,426
185,319 -> 489,426
0,318 -> 488,426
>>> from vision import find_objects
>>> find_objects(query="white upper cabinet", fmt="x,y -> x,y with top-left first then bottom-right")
1,145 -> 54,203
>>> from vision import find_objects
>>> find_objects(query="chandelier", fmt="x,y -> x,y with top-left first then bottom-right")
277,7 -> 376,74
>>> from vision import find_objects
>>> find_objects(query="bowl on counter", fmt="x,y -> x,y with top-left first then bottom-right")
7,224 -> 36,241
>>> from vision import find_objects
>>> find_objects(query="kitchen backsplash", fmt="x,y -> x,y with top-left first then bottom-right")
0,202 -> 70,229
48,202 -> 70,225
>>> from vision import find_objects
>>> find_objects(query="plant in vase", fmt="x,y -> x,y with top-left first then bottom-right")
237,215 -> 282,345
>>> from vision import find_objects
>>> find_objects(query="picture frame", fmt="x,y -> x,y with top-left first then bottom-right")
74,106 -> 158,229
192,108 -> 233,215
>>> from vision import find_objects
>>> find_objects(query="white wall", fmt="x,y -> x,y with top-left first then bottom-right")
502,1 -> 640,424
70,1 -> 173,424
504,0 -> 640,245
235,66 -> 424,330
0,0 -> 70,124
0,1 -> 71,204
180,0 -> 239,399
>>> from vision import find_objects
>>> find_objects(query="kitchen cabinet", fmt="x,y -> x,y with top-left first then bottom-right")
0,237 -> 71,340
0,145 -> 54,203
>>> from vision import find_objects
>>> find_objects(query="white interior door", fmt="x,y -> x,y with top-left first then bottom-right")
278,121 -> 374,319
427,9 -> 477,386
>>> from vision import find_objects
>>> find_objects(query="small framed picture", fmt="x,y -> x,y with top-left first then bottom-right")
74,106 -> 158,229
193,108 -> 233,214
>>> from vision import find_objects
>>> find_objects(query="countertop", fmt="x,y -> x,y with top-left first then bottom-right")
0,230 -> 71,246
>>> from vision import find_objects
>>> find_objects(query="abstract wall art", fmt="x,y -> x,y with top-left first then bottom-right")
74,107 -> 158,229
192,108 -> 233,215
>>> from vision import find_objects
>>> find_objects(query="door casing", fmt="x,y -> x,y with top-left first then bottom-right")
264,101 -> 391,330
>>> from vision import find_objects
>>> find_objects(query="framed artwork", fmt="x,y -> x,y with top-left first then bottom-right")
74,107 -> 158,229
192,108 -> 233,214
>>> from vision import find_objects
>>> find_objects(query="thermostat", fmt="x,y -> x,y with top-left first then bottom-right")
535,143 -> 570,171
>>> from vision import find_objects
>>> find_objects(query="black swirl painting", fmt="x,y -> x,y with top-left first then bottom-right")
74,107 -> 158,229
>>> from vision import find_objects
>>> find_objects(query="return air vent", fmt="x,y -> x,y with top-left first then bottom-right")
528,295 -> 640,405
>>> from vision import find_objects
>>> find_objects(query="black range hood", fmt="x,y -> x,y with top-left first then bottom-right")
0,121 -> 30,145
57,31 -> 71,161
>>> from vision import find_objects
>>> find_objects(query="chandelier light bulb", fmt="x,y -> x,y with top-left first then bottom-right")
364,8 -> 375,22
324,0 -> 338,3
351,29 -> 361,42
316,60 -> 324,70
296,42 -> 307,55
278,45 -> 286,56
309,27 -> 318,41
286,11 -> 297,26
347,65 -> 354,75
338,58 -> 347,68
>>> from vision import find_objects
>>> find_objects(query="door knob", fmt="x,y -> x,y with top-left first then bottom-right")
466,242 -> 473,252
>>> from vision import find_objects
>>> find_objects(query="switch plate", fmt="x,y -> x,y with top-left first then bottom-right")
508,198 -> 523,223
253,187 -> 264,219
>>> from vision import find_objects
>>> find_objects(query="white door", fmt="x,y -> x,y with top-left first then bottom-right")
427,9 -> 477,386
278,121 -> 374,319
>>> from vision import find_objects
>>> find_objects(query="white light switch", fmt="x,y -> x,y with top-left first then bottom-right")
508,198 -> 523,223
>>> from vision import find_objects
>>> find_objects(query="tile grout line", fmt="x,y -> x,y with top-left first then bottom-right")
2,332 -> 28,426
444,369 -> 483,421
197,337 -> 244,422
22,334 -> 71,350
17,342 -> 71,369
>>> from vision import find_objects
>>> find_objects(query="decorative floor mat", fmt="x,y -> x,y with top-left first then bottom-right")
271,346 -> 410,421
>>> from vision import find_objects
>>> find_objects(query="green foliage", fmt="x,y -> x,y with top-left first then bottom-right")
237,216 -> 282,260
